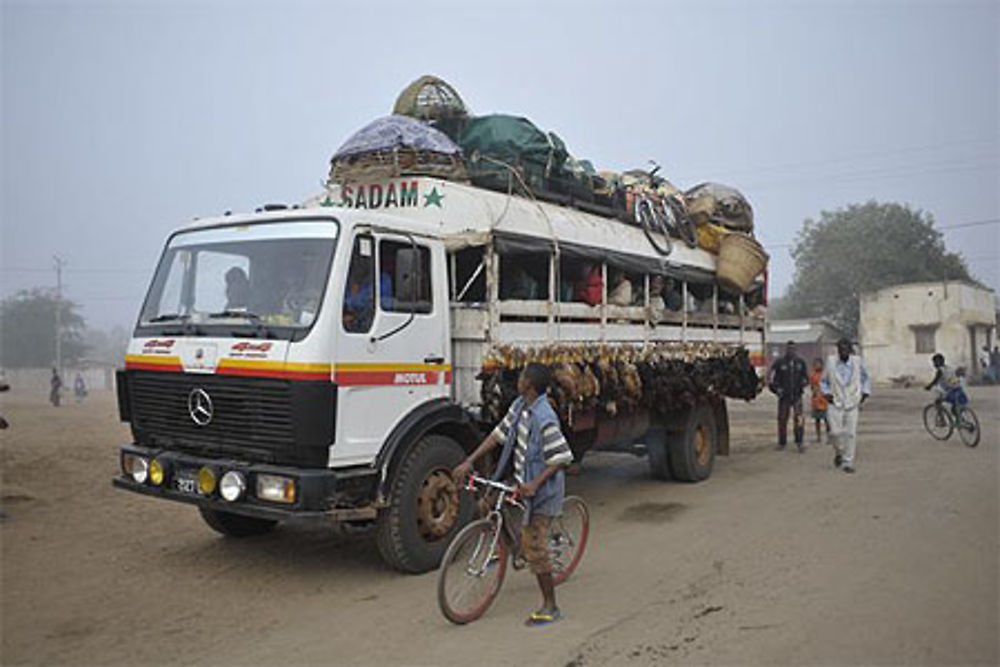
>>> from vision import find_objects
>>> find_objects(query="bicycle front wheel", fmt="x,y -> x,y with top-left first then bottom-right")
437,519 -> 509,625
956,407 -> 981,447
923,403 -> 953,441
550,496 -> 590,586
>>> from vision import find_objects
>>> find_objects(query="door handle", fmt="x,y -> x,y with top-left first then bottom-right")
424,355 -> 445,365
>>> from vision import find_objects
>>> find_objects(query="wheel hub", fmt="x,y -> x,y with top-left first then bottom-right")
694,426 -> 710,466
416,469 -> 459,540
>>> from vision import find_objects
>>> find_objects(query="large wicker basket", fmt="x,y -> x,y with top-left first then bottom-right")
716,233 -> 768,292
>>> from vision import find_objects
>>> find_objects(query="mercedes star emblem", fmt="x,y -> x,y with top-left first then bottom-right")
187,387 -> 214,426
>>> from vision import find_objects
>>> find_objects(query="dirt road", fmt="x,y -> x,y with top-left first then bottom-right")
2,387 -> 997,666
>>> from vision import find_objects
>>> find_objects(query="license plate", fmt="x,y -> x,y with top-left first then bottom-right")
175,473 -> 198,495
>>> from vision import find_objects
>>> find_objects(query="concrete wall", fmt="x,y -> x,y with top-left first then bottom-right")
860,282 -> 996,382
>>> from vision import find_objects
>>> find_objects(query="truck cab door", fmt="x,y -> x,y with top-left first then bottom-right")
332,230 -> 450,466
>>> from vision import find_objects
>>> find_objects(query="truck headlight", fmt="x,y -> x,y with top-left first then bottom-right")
123,454 -> 149,484
149,459 -> 166,486
198,466 -> 217,496
256,474 -> 296,504
219,471 -> 247,502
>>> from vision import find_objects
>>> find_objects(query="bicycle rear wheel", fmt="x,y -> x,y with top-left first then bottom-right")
636,198 -> 673,256
437,519 -> 509,625
956,407 -> 980,447
550,496 -> 590,586
923,403 -> 953,441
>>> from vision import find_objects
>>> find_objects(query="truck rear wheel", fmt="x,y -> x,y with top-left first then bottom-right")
667,404 -> 717,482
646,427 -> 672,481
198,507 -> 278,537
376,434 -> 473,573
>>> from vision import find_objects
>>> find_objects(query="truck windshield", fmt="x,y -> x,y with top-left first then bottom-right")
138,220 -> 338,337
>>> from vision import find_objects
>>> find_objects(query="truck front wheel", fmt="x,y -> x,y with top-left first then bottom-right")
198,507 -> 278,537
376,434 -> 473,573
667,404 -> 718,482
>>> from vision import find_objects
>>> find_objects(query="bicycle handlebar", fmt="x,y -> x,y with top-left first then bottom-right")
467,474 -> 517,494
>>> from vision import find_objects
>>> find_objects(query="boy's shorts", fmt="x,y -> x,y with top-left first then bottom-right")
520,514 -> 553,575
812,408 -> 827,420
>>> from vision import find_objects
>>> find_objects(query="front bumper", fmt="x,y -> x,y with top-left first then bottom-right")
112,443 -> 374,522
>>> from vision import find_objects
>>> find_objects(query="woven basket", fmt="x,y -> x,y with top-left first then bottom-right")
717,234 -> 768,292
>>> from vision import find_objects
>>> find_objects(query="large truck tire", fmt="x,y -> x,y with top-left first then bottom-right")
645,427 -> 672,481
376,434 -> 473,573
667,404 -> 717,483
198,507 -> 278,537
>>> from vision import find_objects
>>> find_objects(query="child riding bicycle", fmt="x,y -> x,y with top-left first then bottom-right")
452,362 -> 574,626
924,353 -> 969,415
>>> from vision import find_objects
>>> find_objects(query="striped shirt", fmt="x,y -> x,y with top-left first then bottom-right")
491,406 -> 574,484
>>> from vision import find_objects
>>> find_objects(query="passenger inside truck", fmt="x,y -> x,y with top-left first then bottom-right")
499,252 -> 547,301
343,235 -> 375,333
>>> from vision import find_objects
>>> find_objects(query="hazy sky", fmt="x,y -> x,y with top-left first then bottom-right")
2,0 -> 998,329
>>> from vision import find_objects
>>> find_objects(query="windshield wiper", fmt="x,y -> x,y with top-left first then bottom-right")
147,313 -> 190,323
207,310 -> 261,321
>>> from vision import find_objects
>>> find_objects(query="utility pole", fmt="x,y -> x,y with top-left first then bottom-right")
53,255 -> 67,374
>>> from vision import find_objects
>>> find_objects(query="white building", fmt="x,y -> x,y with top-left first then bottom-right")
859,281 -> 996,383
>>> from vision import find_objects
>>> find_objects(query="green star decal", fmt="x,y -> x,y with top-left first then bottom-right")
423,187 -> 444,208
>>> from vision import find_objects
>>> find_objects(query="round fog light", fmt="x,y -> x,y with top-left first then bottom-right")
149,459 -> 165,486
129,456 -> 149,484
219,471 -> 247,502
198,467 -> 217,496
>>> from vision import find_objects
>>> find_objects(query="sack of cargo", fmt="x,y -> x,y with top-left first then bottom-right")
696,223 -> 729,253
392,75 -> 470,142
329,115 -> 467,184
458,115 -> 568,195
685,182 -> 754,232
716,233 -> 768,292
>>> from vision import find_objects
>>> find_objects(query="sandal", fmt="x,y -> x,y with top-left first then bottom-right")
524,608 -> 562,627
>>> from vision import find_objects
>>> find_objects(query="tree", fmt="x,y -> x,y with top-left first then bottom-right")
0,289 -> 88,368
779,201 -> 973,336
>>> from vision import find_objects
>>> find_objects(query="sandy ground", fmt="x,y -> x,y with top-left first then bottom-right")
1,385 -> 997,666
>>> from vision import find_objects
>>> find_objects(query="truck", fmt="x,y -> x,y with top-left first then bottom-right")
113,175 -> 766,573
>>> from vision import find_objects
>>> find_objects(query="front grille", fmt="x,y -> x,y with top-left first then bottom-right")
128,371 -> 295,462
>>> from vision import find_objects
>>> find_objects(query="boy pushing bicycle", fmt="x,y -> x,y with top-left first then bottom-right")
452,363 -> 574,626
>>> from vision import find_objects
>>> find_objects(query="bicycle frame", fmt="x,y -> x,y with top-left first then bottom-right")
462,475 -> 525,577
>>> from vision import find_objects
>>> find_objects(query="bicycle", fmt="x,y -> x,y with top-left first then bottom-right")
436,475 -> 589,625
923,399 -> 981,447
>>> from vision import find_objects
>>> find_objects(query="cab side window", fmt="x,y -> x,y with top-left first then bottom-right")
379,240 -> 432,314
343,235 -> 375,333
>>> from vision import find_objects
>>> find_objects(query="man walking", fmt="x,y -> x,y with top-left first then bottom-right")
768,341 -> 809,451
821,338 -> 871,473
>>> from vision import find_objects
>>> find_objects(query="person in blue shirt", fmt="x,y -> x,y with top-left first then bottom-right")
820,338 -> 871,473
453,363 -> 574,626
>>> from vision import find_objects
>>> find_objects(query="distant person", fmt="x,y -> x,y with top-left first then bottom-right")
821,338 -> 871,474
379,254 -> 395,310
767,341 -> 809,451
647,275 -> 666,323
986,345 -> 1000,384
809,358 -> 830,443
663,277 -> 682,311
924,353 -> 968,416
607,270 -> 632,306
74,373 -> 87,403
343,266 -> 374,332
224,267 -> 251,310
574,263 -> 603,306
49,368 -> 62,407
0,371 -> 9,429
